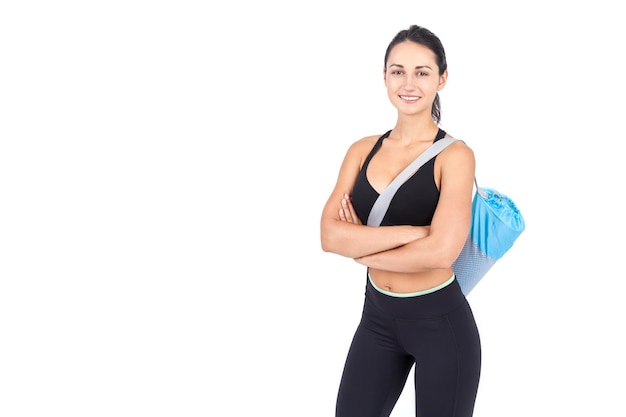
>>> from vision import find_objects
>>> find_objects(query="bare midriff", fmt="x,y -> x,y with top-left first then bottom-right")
369,268 -> 454,294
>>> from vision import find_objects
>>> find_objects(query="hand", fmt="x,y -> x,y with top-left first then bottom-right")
338,193 -> 362,225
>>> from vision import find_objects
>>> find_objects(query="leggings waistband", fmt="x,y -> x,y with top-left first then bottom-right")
364,273 -> 467,319
368,273 -> 455,298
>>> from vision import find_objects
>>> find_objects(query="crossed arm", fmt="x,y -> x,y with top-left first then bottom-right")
337,193 -> 431,268
320,139 -> 475,274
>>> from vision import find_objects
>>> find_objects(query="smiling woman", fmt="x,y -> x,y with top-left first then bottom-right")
383,43 -> 446,123
320,25 -> 481,417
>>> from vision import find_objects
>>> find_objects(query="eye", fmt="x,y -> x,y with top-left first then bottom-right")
417,71 -> 429,77
390,70 -> 404,76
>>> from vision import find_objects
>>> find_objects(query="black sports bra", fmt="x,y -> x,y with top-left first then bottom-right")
351,128 -> 447,226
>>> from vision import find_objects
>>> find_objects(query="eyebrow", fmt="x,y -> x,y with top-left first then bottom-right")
388,64 -> 434,70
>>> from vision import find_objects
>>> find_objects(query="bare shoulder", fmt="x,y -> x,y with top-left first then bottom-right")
350,133 -> 381,151
344,133 -> 384,160
442,133 -> 475,160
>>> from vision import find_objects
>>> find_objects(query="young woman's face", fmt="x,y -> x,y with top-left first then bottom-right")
384,41 -> 447,116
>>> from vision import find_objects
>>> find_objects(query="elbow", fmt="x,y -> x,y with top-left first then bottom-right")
429,246 -> 462,270
442,251 -> 460,269
442,244 -> 468,269
320,231 -> 344,254
320,224 -> 337,253
320,225 -> 351,256
320,237 -> 333,253
432,258 -> 456,270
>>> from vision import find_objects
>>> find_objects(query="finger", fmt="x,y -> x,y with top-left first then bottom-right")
347,203 -> 361,225
341,197 -> 354,222
344,195 -> 361,225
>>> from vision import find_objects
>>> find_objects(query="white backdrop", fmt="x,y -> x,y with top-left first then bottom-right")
1,1 -> 625,416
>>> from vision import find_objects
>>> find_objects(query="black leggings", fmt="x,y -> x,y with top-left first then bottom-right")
336,276 -> 481,417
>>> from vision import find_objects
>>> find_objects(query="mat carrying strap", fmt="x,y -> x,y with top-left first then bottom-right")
366,138 -> 457,226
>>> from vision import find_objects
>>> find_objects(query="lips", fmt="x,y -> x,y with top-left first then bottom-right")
399,95 -> 419,102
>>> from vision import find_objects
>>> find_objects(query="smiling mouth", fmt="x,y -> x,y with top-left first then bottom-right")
399,95 -> 419,101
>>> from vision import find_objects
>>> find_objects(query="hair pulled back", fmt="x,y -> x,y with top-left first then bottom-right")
384,25 -> 447,124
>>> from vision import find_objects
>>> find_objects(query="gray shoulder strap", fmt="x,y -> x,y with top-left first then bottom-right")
366,138 -> 458,226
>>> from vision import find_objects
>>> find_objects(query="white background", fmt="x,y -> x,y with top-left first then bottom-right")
1,1 -> 625,416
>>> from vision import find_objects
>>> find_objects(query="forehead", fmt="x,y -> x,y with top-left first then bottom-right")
387,41 -> 437,67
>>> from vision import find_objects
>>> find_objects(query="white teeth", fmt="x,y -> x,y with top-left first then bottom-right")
400,96 -> 418,101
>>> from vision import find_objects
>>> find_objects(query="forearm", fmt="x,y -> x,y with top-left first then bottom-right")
355,234 -> 457,273
320,220 -> 426,259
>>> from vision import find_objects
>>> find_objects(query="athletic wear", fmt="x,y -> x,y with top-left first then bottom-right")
368,272 -> 455,297
335,278 -> 481,417
335,129 -> 482,417
351,128 -> 447,227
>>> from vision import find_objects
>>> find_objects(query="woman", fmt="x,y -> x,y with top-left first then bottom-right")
320,25 -> 481,417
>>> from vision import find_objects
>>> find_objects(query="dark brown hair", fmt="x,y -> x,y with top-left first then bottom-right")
384,25 -> 448,123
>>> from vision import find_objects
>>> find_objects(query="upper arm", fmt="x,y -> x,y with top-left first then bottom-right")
428,141 -> 476,262
320,140 -> 367,224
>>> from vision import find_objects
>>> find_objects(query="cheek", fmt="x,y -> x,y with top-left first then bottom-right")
427,80 -> 443,93
385,78 -> 402,90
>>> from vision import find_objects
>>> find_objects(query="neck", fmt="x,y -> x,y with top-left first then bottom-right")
390,116 -> 440,144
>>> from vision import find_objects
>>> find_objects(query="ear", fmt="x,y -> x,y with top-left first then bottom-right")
437,69 -> 448,91
383,66 -> 387,82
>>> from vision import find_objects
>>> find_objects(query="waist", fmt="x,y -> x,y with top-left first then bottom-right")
369,272 -> 455,297
364,273 -> 467,318
368,268 -> 455,295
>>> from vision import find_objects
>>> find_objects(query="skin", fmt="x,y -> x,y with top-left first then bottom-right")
320,40 -> 476,293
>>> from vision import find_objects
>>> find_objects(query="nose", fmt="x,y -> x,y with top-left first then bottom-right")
403,73 -> 418,89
